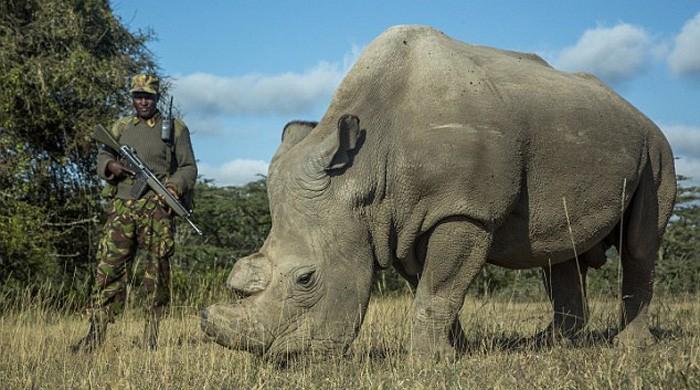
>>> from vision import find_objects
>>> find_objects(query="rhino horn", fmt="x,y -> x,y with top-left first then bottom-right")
226,253 -> 272,296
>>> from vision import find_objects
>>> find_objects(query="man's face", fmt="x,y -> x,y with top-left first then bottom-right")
132,92 -> 158,119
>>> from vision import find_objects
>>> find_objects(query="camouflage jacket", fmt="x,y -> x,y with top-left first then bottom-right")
96,112 -> 197,200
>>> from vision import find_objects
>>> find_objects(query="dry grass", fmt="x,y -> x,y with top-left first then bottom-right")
1,294 -> 698,389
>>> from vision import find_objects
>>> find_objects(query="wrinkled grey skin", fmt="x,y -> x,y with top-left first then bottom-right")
201,25 -> 676,360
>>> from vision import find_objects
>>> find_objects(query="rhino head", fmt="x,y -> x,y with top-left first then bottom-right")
201,114 -> 376,359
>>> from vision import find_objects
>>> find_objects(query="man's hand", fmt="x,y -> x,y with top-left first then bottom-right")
106,160 -> 135,178
157,184 -> 179,215
165,184 -> 179,199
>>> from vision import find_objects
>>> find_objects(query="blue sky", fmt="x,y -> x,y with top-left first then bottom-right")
111,0 -> 700,186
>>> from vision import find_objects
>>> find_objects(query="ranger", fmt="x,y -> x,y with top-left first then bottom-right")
72,74 -> 198,352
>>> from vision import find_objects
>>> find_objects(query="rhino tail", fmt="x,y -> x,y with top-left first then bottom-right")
648,132 -> 677,240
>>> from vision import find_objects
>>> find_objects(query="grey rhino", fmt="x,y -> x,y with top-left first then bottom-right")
201,25 -> 676,359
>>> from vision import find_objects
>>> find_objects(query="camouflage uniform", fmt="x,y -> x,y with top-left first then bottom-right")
92,196 -> 175,321
73,74 -> 197,352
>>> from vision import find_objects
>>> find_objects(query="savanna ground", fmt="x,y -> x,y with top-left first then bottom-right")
1,291 -> 698,389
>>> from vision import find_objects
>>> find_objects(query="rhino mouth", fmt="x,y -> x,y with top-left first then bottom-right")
200,302 -> 272,354
200,301 -> 354,360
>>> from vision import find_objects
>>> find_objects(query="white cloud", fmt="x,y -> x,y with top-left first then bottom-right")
674,157 -> 700,185
661,124 -> 700,184
556,23 -> 652,83
668,12 -> 700,76
173,62 -> 345,117
662,124 -> 700,159
172,45 -> 364,120
182,114 -> 226,136
199,159 -> 269,187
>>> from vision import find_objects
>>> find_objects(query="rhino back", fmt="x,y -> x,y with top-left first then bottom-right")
312,26 -> 654,263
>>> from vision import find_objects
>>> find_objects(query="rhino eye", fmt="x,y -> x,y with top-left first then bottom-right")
296,271 -> 315,287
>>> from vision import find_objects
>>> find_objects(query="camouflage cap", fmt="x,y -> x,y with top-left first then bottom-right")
130,74 -> 160,95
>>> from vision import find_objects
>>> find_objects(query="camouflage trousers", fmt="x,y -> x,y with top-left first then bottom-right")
90,196 -> 175,322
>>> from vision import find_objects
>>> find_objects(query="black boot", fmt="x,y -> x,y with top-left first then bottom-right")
70,313 -> 107,353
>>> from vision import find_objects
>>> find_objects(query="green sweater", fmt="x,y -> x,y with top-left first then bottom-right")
96,112 -> 198,200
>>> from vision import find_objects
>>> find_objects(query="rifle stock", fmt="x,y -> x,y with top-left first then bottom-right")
92,124 -> 121,151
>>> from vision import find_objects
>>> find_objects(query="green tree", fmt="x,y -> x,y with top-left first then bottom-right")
169,179 -> 271,302
0,0 -> 158,299
657,177 -> 700,293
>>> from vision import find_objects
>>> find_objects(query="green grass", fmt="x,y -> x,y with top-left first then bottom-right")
1,294 -> 698,389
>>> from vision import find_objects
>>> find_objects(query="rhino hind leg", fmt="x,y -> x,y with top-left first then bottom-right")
614,163 -> 660,348
411,217 -> 491,360
538,257 -> 590,344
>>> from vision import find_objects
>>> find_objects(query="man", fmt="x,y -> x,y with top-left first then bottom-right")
71,74 -> 197,352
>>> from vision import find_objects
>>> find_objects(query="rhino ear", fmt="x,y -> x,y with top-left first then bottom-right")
322,114 -> 361,171
272,120 -> 318,163
281,120 -> 318,147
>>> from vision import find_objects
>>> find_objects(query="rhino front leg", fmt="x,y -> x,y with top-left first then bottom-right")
395,257 -> 467,352
539,257 -> 589,343
411,218 -> 491,360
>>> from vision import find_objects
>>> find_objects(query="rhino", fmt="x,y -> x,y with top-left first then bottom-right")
201,25 -> 676,359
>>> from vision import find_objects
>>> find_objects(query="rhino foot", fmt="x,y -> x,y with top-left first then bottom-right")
410,326 -> 460,363
410,342 -> 458,363
532,327 -> 575,348
613,325 -> 656,349
533,321 -> 583,347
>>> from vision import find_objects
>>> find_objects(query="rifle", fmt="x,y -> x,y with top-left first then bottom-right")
92,124 -> 203,235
